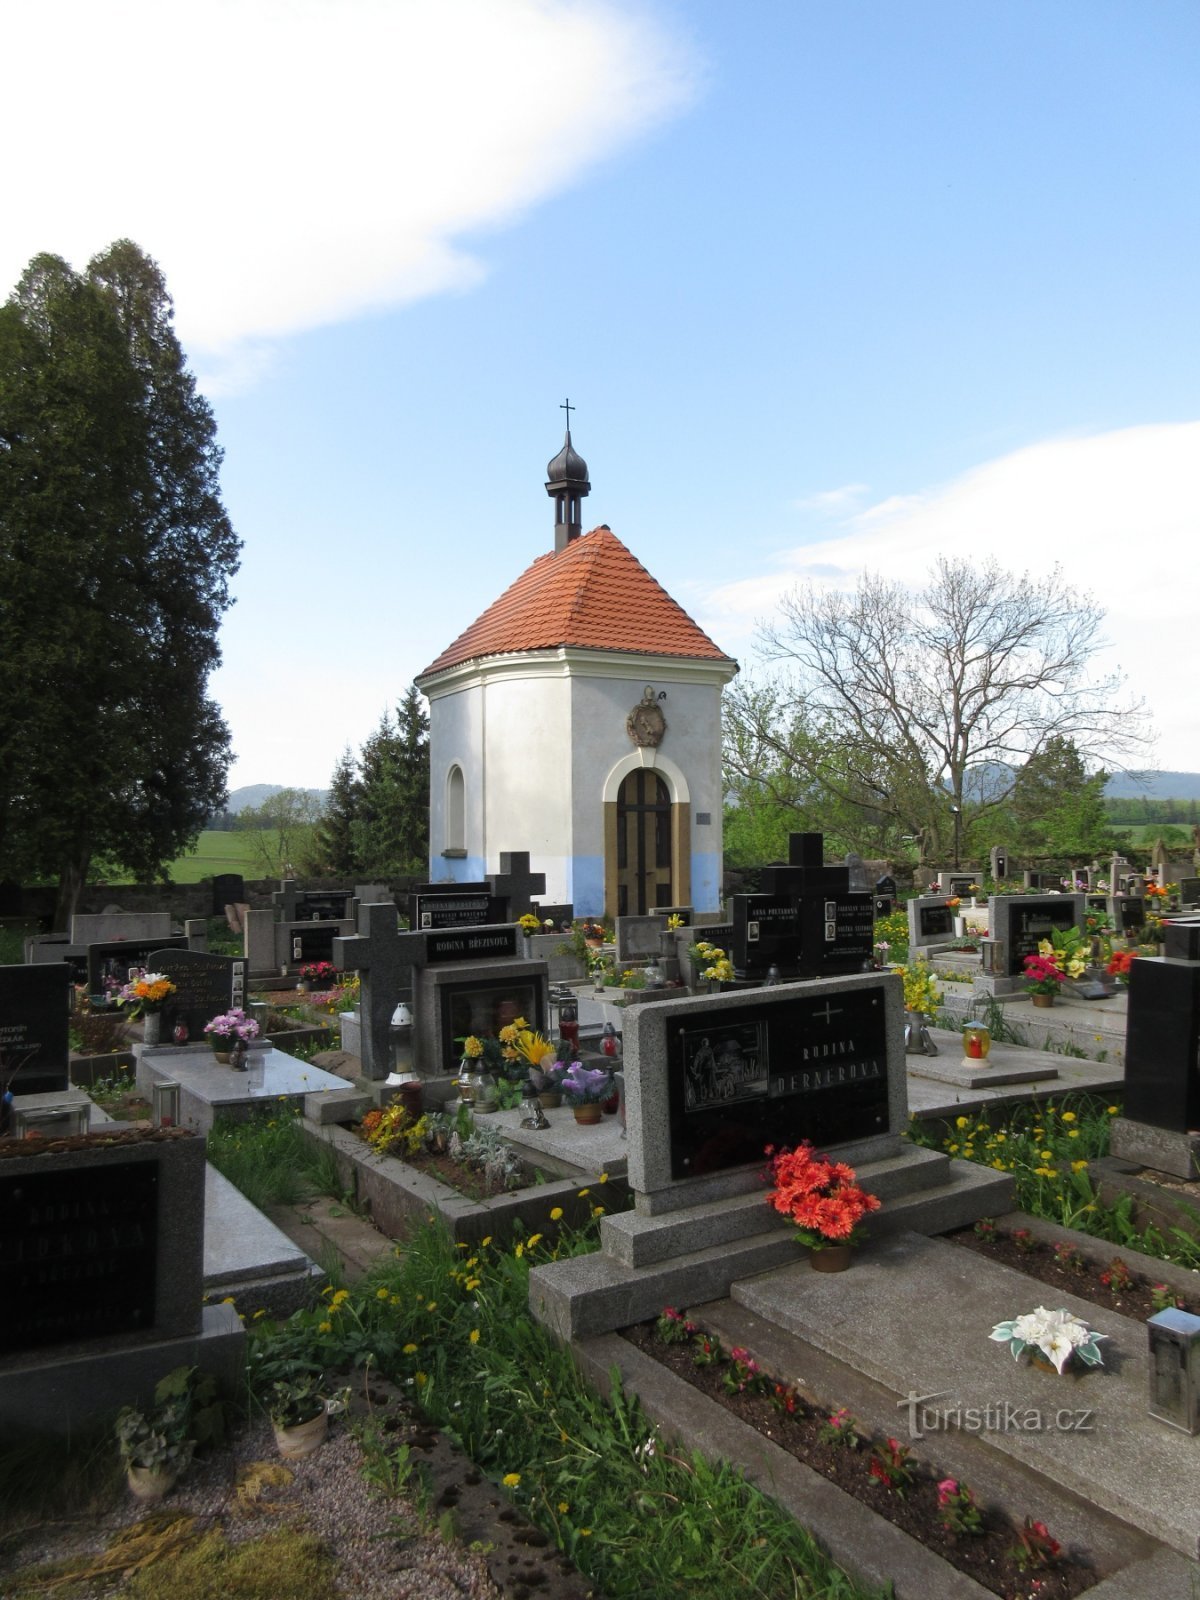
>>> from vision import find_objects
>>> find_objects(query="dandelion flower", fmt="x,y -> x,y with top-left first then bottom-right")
550,1207 -> 564,1221
403,1342 -> 418,1354
469,1328 -> 480,1344
503,1472 -> 521,1489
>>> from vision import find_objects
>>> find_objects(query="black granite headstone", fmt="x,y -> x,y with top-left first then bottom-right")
1115,897 -> 1146,934
732,896 -> 802,979
86,937 -> 189,1001
733,834 -> 873,980
424,927 -> 519,964
667,982 -> 890,1177
1165,921 -> 1200,962
1124,957 -> 1200,1133
153,949 -> 245,1039
439,977 -> 543,1073
490,852 -> 547,918
287,923 -> 340,965
1000,899 -> 1080,977
0,1160 -> 158,1352
918,904 -> 955,939
211,873 -> 245,914
413,892 -> 507,930
0,962 -> 71,1096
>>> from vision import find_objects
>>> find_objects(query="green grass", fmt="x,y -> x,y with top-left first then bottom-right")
909,1094 -> 1200,1268
162,830 -> 279,884
238,1209 -> 881,1600
205,1108 -> 349,1211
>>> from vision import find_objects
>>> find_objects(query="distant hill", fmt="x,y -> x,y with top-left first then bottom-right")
224,784 -> 328,814
1104,771 -> 1200,800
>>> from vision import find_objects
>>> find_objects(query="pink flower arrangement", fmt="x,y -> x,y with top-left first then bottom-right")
1022,952 -> 1065,996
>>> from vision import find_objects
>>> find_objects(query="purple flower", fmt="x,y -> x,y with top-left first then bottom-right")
561,1063 -> 613,1104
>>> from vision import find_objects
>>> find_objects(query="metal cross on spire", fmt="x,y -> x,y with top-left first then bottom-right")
560,397 -> 574,431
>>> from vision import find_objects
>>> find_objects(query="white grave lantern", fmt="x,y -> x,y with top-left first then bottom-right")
1148,1307 -> 1200,1433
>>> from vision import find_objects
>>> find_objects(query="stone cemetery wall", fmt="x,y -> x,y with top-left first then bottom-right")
9,874 -> 423,929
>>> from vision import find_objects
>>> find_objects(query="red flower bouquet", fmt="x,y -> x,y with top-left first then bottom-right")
764,1142 -> 881,1251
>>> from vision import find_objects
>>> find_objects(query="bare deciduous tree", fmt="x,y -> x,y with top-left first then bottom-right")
733,556 -> 1149,862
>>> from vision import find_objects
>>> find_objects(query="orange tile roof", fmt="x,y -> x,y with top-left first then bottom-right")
417,527 -> 735,679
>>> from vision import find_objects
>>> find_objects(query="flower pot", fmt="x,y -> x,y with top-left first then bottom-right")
1028,1350 -> 1080,1378
210,1037 -> 232,1063
572,1103 -> 602,1125
537,1091 -> 562,1110
127,1463 -> 177,1502
810,1244 -> 854,1273
142,1012 -> 162,1046
273,1404 -> 329,1459
1031,993 -> 1056,1009
296,980 -> 310,994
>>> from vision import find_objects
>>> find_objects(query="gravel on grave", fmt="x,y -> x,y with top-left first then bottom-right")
7,1396 -> 598,1600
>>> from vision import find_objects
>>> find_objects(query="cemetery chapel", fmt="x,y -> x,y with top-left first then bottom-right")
415,421 -> 738,918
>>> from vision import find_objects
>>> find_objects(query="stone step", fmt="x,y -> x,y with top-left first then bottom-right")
531,1157 -> 1010,1342
601,1145 -> 958,1268
530,1225 -> 804,1342
867,1160 -> 1015,1238
733,1229 -> 1200,1560
646,1296 -> 1168,1595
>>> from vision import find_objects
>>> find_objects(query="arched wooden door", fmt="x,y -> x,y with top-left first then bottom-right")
614,770 -> 673,915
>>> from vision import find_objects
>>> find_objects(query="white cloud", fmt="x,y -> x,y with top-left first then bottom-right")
2,0 -> 696,388
698,421 -> 1200,768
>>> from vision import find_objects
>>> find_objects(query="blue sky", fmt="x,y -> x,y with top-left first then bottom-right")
5,0 -> 1198,789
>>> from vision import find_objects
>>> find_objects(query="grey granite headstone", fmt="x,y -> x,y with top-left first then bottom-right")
622,971 -> 907,1213
332,904 -> 412,1081
70,911 -> 172,945
905,895 -> 957,952
490,851 -> 547,918
0,962 -> 71,1097
616,915 -> 666,963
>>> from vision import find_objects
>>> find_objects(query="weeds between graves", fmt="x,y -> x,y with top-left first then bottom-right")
239,1215 -> 880,1600
206,1107 -> 351,1211
909,1095 -> 1200,1268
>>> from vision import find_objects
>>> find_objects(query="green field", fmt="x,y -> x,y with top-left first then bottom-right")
163,829 -> 280,883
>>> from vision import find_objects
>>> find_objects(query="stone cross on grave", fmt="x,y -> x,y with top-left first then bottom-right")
490,852 -> 546,920
333,903 -> 414,1081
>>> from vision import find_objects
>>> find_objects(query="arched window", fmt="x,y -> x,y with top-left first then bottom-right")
446,765 -> 465,851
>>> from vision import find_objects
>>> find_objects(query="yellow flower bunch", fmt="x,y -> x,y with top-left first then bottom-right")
365,1105 -> 428,1157
894,959 -> 942,1015
498,1018 -> 557,1068
461,1035 -> 484,1059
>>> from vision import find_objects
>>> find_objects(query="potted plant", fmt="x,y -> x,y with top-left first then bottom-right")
528,1058 -> 568,1108
560,1063 -> 614,1124
297,960 -> 337,993
115,972 -> 178,1047
764,1141 -> 881,1272
268,1374 -> 331,1458
114,1365 -> 221,1500
203,1007 -> 261,1062
894,959 -> 941,1054
990,1305 -> 1107,1375
1022,951 -> 1066,1008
